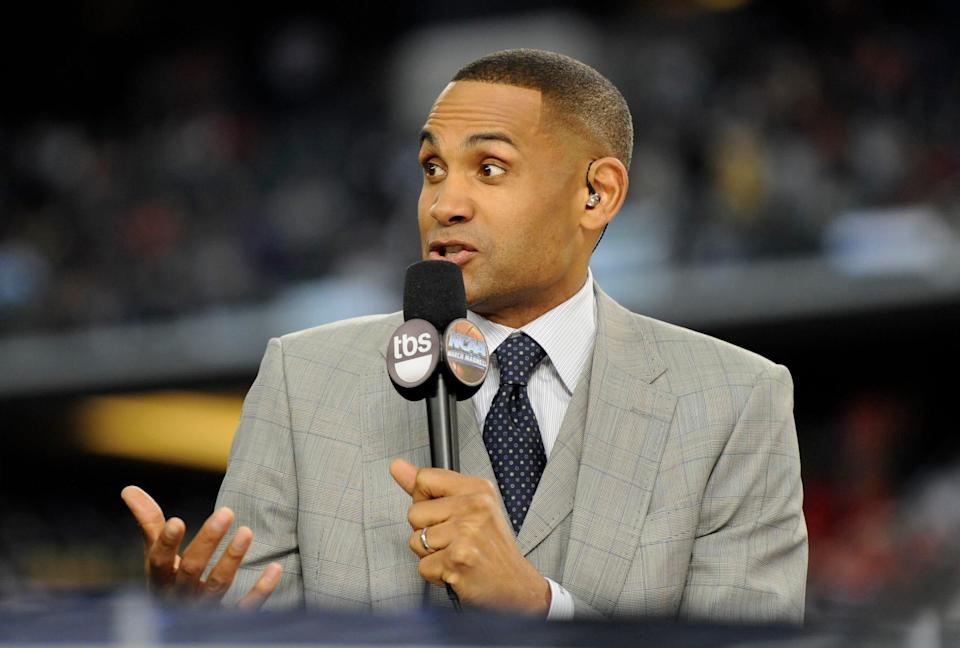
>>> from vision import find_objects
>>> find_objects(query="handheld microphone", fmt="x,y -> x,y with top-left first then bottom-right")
386,260 -> 490,611
387,261 -> 490,469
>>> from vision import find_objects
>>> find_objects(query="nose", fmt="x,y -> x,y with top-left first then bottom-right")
427,173 -> 474,226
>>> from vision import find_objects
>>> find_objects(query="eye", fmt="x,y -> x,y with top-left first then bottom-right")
423,161 -> 447,179
479,163 -> 506,178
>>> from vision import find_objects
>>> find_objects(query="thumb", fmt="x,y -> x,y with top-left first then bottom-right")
121,485 -> 166,548
389,458 -> 419,496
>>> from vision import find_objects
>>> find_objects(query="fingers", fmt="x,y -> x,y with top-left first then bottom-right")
389,458 -> 419,495
173,507 -> 234,596
147,517 -> 185,593
416,552 -> 448,588
121,486 -> 166,550
201,526 -> 253,602
128,497 -> 274,611
390,460 -> 468,502
408,521 -> 454,558
407,488 -> 501,530
390,459 -> 500,505
406,497 -> 456,531
237,562 -> 282,610
409,467 -> 454,501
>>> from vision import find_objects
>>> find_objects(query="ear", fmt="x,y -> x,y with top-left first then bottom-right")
580,156 -> 629,236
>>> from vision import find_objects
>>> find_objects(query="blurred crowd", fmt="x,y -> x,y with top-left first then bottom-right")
803,391 -> 960,618
1,43 -> 406,333
2,2 -> 958,335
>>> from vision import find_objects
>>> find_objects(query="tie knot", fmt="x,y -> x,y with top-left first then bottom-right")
494,333 -> 547,386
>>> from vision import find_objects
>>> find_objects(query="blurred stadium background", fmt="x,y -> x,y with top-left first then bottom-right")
1,0 -> 959,627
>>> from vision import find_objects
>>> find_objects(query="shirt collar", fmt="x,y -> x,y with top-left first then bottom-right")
467,268 -> 597,394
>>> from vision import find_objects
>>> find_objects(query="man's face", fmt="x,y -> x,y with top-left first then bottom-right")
417,81 -> 588,324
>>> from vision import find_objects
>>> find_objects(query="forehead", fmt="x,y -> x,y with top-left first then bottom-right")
421,81 -> 545,145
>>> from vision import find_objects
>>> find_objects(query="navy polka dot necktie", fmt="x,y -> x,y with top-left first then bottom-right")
482,332 -> 548,534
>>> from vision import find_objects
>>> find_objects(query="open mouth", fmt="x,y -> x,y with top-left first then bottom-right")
428,241 -> 477,265
437,244 -> 469,257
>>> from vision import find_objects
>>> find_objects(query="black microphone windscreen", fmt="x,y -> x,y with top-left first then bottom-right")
403,261 -> 466,331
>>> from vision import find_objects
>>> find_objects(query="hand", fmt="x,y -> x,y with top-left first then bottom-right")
121,485 -> 281,608
389,459 -> 551,615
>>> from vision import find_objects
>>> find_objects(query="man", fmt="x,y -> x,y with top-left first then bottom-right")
123,49 -> 807,623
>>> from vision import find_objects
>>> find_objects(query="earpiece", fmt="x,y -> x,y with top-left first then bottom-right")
585,160 -> 600,209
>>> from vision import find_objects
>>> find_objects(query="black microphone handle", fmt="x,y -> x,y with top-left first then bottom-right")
424,375 -> 462,611
425,377 -> 460,473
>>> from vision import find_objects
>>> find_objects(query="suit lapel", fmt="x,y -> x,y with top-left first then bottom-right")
457,399 -> 494,483
515,357 -> 591,556
561,287 -> 677,615
458,343 -> 593,558
457,394 -> 522,536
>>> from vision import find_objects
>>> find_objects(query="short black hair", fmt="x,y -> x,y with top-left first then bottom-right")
452,49 -> 633,170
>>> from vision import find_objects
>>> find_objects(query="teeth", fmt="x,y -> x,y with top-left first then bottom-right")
445,245 -> 464,255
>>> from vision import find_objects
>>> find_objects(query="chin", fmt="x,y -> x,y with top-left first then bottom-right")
463,284 -> 487,314
461,271 -> 478,306
464,289 -> 479,311
462,270 -> 500,314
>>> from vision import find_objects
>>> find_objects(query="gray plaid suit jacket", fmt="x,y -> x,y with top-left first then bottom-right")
213,284 -> 807,623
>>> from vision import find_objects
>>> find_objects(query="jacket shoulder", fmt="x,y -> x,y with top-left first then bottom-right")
618,304 -> 786,395
273,311 -> 403,371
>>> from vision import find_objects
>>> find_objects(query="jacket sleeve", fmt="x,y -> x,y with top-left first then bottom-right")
210,337 -> 304,609
677,363 -> 808,624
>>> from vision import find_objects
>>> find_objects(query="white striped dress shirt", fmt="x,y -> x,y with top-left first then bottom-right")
467,268 -> 597,458
465,268 -> 597,619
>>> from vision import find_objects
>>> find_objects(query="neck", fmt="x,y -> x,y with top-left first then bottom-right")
472,269 -> 590,329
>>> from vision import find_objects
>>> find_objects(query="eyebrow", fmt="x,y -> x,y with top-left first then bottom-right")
465,131 -> 517,149
419,129 -> 437,147
418,129 -> 518,150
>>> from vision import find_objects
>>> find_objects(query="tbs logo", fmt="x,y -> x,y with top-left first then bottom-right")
393,332 -> 433,359
386,319 -> 440,388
